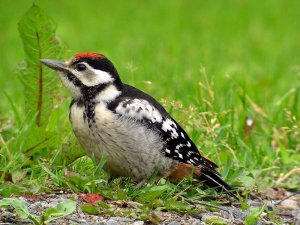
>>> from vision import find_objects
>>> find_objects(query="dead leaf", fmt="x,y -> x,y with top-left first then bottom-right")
63,168 -> 80,177
78,193 -> 104,205
265,188 -> 287,200
22,194 -> 40,201
0,171 -> 12,182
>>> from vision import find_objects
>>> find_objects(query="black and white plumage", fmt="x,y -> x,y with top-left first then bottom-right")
41,52 -> 235,196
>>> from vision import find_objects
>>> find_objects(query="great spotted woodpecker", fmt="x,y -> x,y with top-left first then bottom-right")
41,52 -> 235,196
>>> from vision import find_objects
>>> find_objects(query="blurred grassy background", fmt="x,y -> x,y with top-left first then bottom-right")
1,0 -> 299,112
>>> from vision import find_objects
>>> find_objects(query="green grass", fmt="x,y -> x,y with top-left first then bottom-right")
0,0 -> 299,223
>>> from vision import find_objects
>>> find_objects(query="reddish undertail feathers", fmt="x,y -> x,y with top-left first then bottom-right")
168,162 -> 238,199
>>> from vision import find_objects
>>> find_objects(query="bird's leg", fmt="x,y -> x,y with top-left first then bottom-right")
134,179 -> 148,190
134,166 -> 162,190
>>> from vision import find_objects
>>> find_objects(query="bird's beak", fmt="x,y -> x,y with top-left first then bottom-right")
40,59 -> 68,73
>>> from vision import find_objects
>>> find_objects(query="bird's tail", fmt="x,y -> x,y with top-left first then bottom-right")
197,157 -> 238,199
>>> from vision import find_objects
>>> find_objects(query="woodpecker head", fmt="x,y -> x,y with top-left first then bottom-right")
41,52 -> 122,101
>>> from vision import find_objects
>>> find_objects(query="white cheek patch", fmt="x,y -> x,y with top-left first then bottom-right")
70,63 -> 114,87
94,85 -> 121,102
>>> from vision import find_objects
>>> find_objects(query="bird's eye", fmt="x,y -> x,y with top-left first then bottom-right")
75,63 -> 87,71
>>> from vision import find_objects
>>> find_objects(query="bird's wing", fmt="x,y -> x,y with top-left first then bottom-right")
110,94 -> 237,197
111,97 -> 218,171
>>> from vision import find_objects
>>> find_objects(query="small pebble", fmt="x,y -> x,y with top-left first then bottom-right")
279,199 -> 299,210
132,221 -> 144,225
168,221 -> 181,225
200,212 -> 214,221
127,201 -> 143,208
97,222 -> 106,225
266,202 -> 275,211
109,216 -> 134,223
106,219 -> 119,225
187,218 -> 203,225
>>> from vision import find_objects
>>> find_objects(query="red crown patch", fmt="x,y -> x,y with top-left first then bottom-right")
73,52 -> 105,60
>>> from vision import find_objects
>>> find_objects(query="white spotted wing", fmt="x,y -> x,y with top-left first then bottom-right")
115,99 -> 163,123
113,98 -> 217,170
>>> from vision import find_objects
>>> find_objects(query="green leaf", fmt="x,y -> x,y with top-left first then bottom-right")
93,156 -> 107,177
163,199 -> 192,212
239,175 -> 256,188
11,170 -> 27,183
81,204 -> 100,215
203,216 -> 228,225
80,201 -> 109,215
135,184 -> 170,203
245,206 -> 265,225
0,198 -> 29,219
0,198 -> 39,224
18,3 -> 63,127
40,199 -> 76,223
97,200 -> 110,209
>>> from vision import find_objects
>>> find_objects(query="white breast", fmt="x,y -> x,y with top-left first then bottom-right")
70,101 -> 175,181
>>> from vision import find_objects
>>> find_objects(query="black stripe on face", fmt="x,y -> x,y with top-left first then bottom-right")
66,72 -> 83,87
71,57 -> 114,73
65,72 -> 110,100
81,83 -> 110,100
